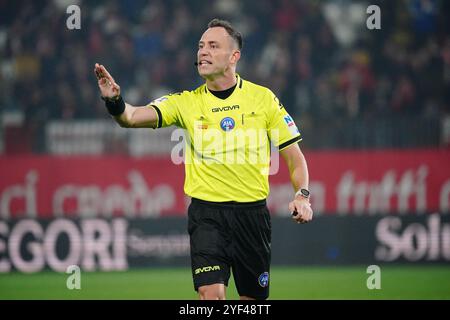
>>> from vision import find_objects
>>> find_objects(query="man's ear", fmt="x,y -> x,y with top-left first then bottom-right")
230,50 -> 241,64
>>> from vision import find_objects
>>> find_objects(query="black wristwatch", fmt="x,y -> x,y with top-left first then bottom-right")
295,188 -> 310,199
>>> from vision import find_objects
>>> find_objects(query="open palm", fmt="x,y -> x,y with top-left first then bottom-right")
94,63 -> 120,98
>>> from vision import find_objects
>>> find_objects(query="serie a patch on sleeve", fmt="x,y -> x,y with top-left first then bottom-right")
283,115 -> 300,136
151,96 -> 168,105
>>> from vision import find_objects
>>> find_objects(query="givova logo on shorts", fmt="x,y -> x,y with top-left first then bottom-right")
194,265 -> 221,275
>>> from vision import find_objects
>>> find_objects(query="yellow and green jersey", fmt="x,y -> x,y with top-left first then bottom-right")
146,74 -> 301,202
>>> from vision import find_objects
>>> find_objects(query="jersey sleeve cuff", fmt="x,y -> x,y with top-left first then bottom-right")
148,104 -> 163,128
278,135 -> 302,151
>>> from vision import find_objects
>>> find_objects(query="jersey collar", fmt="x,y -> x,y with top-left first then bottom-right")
204,74 -> 243,94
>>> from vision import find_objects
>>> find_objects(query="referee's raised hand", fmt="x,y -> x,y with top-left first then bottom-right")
94,63 -> 121,98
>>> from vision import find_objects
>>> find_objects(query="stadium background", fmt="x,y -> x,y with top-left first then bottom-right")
0,0 -> 449,299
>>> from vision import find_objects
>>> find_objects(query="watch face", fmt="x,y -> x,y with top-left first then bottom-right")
301,189 -> 310,197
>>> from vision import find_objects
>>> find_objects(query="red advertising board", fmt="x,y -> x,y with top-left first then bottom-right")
0,149 -> 449,218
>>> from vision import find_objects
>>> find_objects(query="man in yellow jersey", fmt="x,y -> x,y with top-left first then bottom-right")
94,18 -> 313,300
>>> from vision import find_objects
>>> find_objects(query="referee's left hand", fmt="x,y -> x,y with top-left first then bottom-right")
289,197 -> 313,224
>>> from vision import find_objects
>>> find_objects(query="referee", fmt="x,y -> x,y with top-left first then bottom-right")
94,18 -> 313,300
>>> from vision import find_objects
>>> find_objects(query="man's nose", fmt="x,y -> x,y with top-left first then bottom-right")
198,48 -> 210,56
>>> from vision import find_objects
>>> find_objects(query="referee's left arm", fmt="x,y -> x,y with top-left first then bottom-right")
280,143 -> 313,224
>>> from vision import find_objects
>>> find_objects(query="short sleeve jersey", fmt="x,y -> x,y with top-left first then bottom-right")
147,74 -> 302,202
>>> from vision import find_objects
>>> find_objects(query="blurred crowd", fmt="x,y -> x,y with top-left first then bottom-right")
0,0 -> 449,151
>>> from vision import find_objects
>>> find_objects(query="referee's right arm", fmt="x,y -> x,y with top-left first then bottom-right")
94,63 -> 158,128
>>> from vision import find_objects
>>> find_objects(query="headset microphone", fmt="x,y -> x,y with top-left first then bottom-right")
194,62 -> 199,66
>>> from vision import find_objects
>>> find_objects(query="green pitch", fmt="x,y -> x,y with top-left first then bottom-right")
1,265 -> 449,300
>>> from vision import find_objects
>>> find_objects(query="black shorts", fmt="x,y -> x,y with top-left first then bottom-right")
188,197 -> 271,300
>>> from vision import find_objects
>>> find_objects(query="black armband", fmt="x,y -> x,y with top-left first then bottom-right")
101,95 -> 126,116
